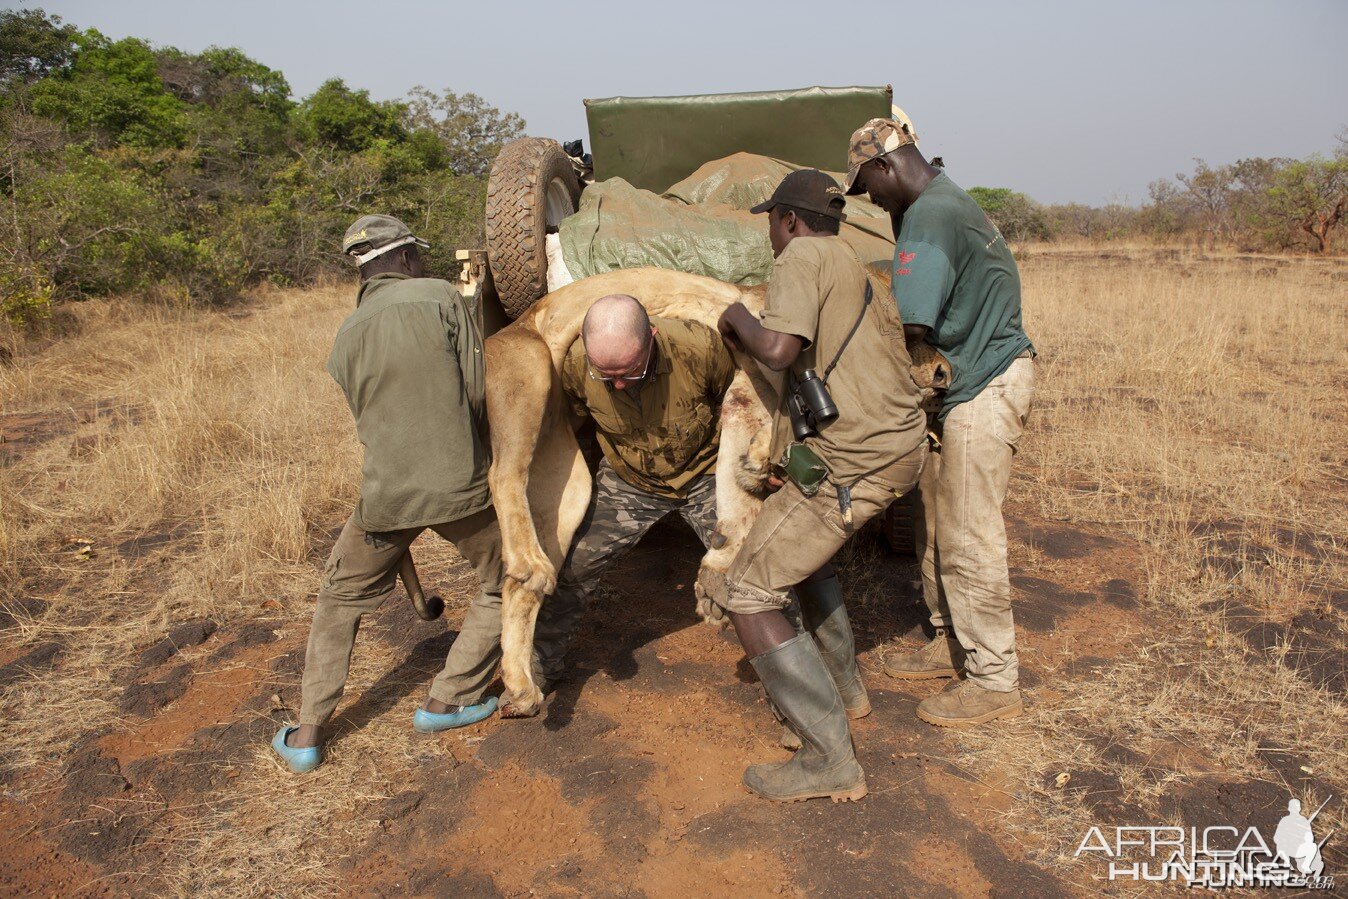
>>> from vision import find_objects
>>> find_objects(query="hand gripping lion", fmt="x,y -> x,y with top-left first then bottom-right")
485,268 -> 780,717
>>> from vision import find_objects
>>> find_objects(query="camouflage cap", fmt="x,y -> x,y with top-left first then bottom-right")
843,117 -> 919,195
341,214 -> 429,264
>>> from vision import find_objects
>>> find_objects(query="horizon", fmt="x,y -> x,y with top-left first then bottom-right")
14,0 -> 1348,206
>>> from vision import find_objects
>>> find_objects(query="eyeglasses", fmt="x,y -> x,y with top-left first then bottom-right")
587,339 -> 655,383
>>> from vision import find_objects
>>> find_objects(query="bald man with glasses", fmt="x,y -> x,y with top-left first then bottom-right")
527,294 -> 737,696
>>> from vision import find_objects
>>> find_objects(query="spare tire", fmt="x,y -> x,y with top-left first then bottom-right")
485,137 -> 582,319
883,489 -> 920,558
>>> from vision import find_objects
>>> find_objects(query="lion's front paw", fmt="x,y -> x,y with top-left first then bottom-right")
499,686 -> 544,719
694,568 -> 731,630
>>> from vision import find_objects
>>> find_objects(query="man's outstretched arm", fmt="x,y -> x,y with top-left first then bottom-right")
717,303 -> 805,372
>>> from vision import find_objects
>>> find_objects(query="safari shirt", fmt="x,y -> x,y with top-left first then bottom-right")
561,317 -> 735,499
760,236 -> 927,483
327,273 -> 491,532
891,172 -> 1035,419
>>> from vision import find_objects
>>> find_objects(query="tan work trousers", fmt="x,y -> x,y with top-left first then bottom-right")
918,356 -> 1035,691
297,506 -> 505,726
725,444 -> 927,614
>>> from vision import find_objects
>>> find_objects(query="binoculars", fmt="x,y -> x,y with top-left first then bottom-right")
789,369 -> 839,440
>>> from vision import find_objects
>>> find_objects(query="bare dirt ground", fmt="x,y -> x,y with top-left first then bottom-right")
1,247 -> 1345,896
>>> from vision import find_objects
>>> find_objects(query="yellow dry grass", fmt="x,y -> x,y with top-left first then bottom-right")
1,247 -> 1345,894
953,246 -> 1348,870
1,287 -> 357,777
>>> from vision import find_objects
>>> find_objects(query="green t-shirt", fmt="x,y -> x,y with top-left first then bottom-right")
890,172 -> 1034,419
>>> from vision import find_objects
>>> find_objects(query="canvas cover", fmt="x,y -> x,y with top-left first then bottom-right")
585,85 -> 892,193
558,153 -> 896,287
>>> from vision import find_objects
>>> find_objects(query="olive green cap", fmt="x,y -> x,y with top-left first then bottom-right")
341,214 -> 429,264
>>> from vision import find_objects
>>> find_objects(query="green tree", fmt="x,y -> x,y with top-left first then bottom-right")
1263,156 -> 1348,253
404,86 -> 524,175
967,186 -> 1048,240
296,79 -> 405,153
0,10 -> 519,326
30,30 -> 186,148
157,46 -> 293,156
15,147 -> 168,294
0,8 -> 77,89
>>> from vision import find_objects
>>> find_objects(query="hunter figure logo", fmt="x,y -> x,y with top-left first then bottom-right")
1075,794 -> 1335,889
1275,799 -> 1327,879
896,251 -> 916,276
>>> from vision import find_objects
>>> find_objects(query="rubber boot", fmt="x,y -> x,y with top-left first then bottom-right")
744,634 -> 867,803
798,576 -> 871,719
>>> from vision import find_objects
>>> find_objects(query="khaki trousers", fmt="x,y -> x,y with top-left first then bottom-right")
297,506 -> 505,726
725,444 -> 927,614
918,356 -> 1035,691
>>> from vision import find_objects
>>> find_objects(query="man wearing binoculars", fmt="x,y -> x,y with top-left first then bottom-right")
716,169 -> 928,803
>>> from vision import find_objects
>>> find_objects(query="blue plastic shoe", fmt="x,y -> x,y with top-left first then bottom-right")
412,696 -> 499,733
272,726 -> 323,774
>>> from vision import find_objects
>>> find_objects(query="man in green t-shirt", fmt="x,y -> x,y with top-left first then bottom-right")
845,119 -> 1036,728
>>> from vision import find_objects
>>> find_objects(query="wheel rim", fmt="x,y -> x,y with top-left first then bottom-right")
544,177 -> 575,229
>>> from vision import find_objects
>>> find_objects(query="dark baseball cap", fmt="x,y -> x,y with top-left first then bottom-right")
750,170 -> 848,222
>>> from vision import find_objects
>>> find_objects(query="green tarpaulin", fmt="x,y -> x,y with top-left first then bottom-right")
558,153 -> 895,287
585,85 -> 892,193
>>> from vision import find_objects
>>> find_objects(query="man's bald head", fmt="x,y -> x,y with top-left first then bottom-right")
582,294 -> 652,373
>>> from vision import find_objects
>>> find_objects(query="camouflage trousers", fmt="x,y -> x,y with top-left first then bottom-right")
534,461 -> 717,685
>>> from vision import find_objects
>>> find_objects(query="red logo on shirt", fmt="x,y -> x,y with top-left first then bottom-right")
895,250 -> 916,276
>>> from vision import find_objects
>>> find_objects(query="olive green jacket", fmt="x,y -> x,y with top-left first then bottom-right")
327,273 -> 491,531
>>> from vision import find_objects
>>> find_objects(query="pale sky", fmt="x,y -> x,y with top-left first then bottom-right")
17,0 -> 1348,205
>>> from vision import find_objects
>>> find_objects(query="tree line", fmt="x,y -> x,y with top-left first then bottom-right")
0,9 -> 523,329
3,9 -> 1343,334
969,138 -> 1348,252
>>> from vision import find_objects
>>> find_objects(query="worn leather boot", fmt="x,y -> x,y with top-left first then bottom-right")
916,678 -> 1022,727
883,626 -> 965,680
744,634 -> 867,803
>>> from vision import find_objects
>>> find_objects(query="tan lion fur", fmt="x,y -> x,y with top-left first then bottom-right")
485,268 -> 778,715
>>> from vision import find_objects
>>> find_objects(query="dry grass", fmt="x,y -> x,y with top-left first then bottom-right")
952,246 -> 1348,870
0,283 -> 488,894
1,286 -> 359,778
2,248 -> 1346,894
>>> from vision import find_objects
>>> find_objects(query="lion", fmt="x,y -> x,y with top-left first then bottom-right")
484,267 -> 782,716
482,263 -> 946,717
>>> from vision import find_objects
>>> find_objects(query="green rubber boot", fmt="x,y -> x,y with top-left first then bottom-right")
745,634 -> 867,803
779,577 -> 870,751
798,576 -> 871,719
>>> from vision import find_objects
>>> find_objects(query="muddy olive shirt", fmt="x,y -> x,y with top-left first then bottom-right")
561,317 -> 735,499
327,272 -> 491,532
891,172 -> 1034,420
760,236 -> 927,483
